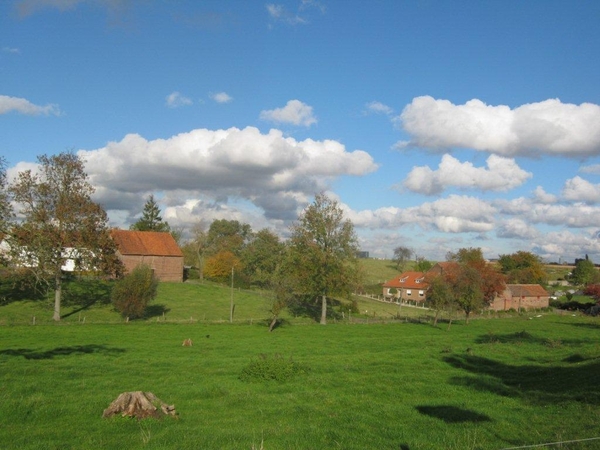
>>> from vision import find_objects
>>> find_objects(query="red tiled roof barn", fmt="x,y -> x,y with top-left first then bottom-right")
111,229 -> 184,282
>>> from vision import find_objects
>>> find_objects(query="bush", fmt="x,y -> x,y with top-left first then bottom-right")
111,264 -> 158,319
339,299 -> 359,315
239,354 -> 309,382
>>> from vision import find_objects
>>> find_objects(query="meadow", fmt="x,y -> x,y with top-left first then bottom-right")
1,304 -> 600,448
1,263 -> 599,449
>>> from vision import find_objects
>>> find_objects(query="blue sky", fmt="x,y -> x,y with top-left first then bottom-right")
2,0 -> 600,262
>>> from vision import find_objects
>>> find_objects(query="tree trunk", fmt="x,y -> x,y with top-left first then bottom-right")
320,294 -> 327,325
268,315 -> 278,332
53,272 -> 62,321
465,310 -> 470,324
433,310 -> 440,327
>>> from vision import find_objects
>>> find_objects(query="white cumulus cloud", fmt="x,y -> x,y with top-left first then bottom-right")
580,164 -> 600,175
364,101 -> 393,115
403,154 -> 532,195
347,195 -> 496,234
210,92 -> 233,104
0,95 -> 61,116
497,218 -> 540,240
396,96 -> 600,158
532,186 -> 558,204
562,176 -> 600,204
260,99 -> 317,127
165,91 -> 192,108
78,126 -> 377,222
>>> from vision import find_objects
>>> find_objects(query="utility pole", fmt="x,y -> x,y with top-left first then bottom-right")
229,266 -> 234,323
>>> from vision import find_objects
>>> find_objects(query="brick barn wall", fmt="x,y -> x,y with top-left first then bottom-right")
489,292 -> 549,311
118,254 -> 183,282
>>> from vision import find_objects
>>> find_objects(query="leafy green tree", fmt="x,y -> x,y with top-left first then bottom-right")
111,264 -> 158,319
498,251 -> 547,284
287,193 -> 360,325
8,152 -> 123,321
268,257 -> 296,332
452,265 -> 484,324
241,228 -> 285,288
446,247 -> 484,264
130,195 -> 170,232
414,257 -> 433,272
571,257 -> 600,286
425,275 -> 453,327
393,246 -> 413,271
206,219 -> 252,256
181,221 -> 209,281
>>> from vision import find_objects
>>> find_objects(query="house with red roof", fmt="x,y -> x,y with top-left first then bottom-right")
382,271 -> 428,304
110,229 -> 184,282
383,262 -> 548,311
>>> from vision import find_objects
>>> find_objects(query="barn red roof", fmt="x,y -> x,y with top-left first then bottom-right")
110,229 -> 183,257
507,284 -> 549,297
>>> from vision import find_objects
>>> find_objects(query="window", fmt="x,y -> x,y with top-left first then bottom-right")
406,290 -> 412,296
419,290 -> 424,296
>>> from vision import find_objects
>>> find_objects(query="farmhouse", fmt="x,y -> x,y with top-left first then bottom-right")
382,271 -> 428,303
490,284 -> 550,311
110,229 -> 184,282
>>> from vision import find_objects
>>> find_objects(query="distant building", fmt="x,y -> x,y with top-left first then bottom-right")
382,271 -> 428,303
490,284 -> 550,311
356,251 -> 369,259
111,229 -> 184,282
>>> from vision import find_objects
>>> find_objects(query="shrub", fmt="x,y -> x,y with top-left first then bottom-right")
340,299 -> 359,314
111,264 -> 158,319
239,354 -> 309,382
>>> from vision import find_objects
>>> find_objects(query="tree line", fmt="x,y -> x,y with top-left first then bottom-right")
1,152 -> 598,325
0,153 -> 361,326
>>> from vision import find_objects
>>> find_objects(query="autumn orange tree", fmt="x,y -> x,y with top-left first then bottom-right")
443,247 -> 506,323
204,250 -> 243,283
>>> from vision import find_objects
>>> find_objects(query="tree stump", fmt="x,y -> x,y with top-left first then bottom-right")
102,391 -> 176,419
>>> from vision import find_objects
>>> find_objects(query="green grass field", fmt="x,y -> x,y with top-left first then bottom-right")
1,312 -> 599,449
1,269 -> 599,449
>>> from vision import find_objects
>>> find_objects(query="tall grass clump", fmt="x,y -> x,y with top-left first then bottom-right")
239,353 -> 309,382
111,264 -> 158,319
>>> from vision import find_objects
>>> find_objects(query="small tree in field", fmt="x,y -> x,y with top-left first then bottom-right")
112,264 -> 158,319
288,193 -> 360,325
393,246 -> 413,271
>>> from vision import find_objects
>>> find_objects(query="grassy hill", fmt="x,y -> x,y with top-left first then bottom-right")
0,276 -> 429,326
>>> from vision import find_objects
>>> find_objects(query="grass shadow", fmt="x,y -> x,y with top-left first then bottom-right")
0,344 -> 126,360
144,304 -> 171,319
476,330 -> 590,346
415,405 -> 492,423
61,277 -> 112,307
444,354 -> 600,405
